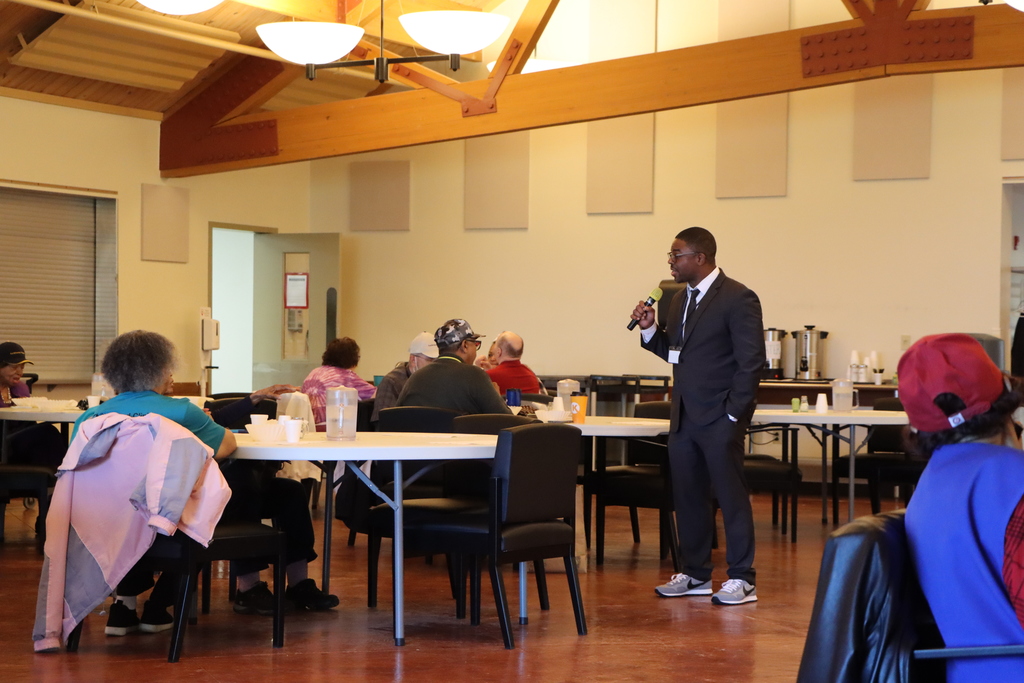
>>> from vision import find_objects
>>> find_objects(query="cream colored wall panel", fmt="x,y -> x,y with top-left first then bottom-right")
718,0 -> 789,41
716,0 -> 790,199
716,95 -> 789,198
1002,68 -> 1024,161
349,161 -> 411,232
586,115 -> 655,214
853,75 -> 933,180
464,132 -> 529,230
141,183 -> 189,263
589,0 -> 655,61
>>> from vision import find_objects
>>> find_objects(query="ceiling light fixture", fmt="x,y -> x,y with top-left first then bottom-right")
256,22 -> 365,66
134,0 -> 224,15
257,1 -> 509,83
399,11 -> 510,56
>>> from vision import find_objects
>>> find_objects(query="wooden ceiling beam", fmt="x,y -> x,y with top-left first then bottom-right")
499,0 -> 559,76
229,0 -> 341,22
161,3 -> 1024,177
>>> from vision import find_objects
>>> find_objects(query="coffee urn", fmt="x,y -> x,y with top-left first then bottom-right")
792,325 -> 828,380
762,328 -> 787,379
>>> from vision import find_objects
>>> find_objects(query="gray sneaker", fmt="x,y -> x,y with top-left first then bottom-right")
711,579 -> 757,605
654,573 -> 713,597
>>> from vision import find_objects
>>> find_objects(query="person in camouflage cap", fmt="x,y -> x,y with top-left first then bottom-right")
397,318 -> 510,415
434,319 -> 482,349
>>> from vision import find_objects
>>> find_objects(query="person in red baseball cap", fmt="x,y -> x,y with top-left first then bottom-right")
900,333 -> 1024,683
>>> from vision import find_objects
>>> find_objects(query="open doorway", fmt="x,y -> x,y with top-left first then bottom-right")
210,226 -> 340,394
211,227 -> 256,394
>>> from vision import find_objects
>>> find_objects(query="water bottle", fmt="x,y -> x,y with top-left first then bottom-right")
556,379 -> 580,415
325,386 -> 358,441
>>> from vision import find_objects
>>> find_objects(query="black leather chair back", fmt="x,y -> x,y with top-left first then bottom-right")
492,423 -> 581,524
377,406 -> 460,433
204,397 -> 277,431
452,414 -> 536,434
797,511 -> 920,683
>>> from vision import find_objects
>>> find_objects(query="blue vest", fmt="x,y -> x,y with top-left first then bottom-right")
906,441 -> 1024,683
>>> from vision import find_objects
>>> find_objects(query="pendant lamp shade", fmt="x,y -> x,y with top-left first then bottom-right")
257,22 -> 366,65
398,11 -> 510,55
135,0 -> 224,14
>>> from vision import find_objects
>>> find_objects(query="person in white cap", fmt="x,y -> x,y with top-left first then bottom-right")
397,319 -> 510,415
370,332 -> 439,424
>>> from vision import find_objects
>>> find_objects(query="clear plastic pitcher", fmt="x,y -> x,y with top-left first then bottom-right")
831,379 -> 859,412
325,386 -> 358,441
556,379 -> 580,414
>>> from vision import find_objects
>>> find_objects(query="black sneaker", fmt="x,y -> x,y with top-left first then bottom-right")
105,600 -> 140,636
234,581 -> 277,616
285,578 -> 339,611
139,600 -> 174,633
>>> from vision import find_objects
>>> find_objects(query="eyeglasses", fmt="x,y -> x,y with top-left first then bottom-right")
667,251 -> 701,262
465,339 -> 482,348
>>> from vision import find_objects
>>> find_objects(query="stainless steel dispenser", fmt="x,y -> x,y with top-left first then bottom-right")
762,328 -> 787,379
792,325 -> 828,380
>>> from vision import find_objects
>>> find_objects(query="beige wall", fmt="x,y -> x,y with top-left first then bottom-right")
0,96 -> 310,385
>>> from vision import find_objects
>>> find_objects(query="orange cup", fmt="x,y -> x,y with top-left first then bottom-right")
570,395 -> 588,424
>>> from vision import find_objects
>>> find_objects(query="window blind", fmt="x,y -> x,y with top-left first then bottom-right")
0,186 -> 117,382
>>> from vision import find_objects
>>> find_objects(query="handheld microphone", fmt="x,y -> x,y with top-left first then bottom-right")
627,287 -> 663,331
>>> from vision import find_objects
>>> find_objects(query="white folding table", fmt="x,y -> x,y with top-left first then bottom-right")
233,430 -> 497,646
749,409 -> 909,523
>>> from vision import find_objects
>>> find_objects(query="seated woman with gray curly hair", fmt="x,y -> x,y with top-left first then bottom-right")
74,330 -> 337,638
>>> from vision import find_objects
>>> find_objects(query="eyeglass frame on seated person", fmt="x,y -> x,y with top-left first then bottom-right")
465,339 -> 482,348
667,251 -> 701,261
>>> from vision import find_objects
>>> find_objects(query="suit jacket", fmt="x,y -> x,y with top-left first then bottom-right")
641,270 -> 765,431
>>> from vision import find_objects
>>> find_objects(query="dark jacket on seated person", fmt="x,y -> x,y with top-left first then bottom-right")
397,355 -> 510,415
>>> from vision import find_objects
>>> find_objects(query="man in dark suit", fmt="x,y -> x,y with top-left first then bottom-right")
630,227 -> 765,605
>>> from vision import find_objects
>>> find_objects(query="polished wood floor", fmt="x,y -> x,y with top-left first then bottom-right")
0,492 -> 885,682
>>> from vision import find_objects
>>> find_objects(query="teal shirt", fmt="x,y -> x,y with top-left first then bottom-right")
72,391 -> 225,453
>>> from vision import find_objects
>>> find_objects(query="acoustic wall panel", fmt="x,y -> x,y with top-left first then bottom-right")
141,183 -> 189,263
853,75 -> 933,180
586,115 -> 655,215
464,132 -> 529,230
349,161 -> 410,232
586,0 -> 656,215
716,0 -> 790,199
1003,68 -> 1024,161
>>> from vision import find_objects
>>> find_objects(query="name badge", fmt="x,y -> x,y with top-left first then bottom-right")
668,347 -> 681,364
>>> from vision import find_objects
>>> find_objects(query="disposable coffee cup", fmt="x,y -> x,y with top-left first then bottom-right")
250,414 -> 269,425
571,395 -> 588,424
284,420 -> 302,443
86,395 -> 101,408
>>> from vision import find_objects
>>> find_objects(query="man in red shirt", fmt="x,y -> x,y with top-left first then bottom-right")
485,331 -> 542,395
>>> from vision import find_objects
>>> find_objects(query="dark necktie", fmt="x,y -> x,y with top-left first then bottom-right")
681,287 -> 700,342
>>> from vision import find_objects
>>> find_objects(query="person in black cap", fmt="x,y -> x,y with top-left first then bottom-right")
0,342 -> 67,471
396,319 -> 510,415
0,341 -> 33,408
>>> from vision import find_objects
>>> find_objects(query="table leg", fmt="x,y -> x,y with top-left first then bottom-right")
393,460 -> 405,646
820,430 -> 828,524
0,420 -> 8,463
847,426 -> 857,523
519,561 -> 528,625
321,461 -> 336,593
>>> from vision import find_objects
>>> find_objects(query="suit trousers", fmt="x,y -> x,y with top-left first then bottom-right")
668,412 -> 756,584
